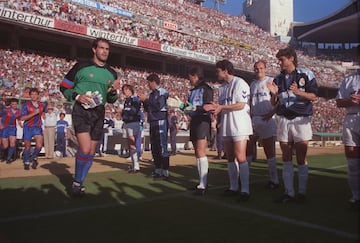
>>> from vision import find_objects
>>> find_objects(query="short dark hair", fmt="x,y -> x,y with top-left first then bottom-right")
92,38 -> 110,49
122,84 -> 134,94
146,73 -> 161,85
60,112 -> 66,117
254,60 -> 267,68
276,47 -> 298,67
188,66 -> 203,79
9,98 -> 18,103
29,88 -> 39,94
215,60 -> 234,75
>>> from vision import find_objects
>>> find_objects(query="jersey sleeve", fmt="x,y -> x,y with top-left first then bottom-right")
21,103 -> 29,117
60,62 -> 80,102
196,85 -> 213,113
203,85 -> 214,104
304,75 -> 318,96
158,89 -> 168,112
106,67 -> 118,104
335,77 -> 348,100
233,80 -> 249,103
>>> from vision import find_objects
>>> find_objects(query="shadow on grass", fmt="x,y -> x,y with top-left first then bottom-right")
0,160 -> 358,243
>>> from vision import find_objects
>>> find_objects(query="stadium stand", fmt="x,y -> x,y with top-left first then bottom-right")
2,0 -> 354,88
0,48 -> 346,133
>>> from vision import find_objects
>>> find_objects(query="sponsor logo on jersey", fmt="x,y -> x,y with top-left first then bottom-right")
299,78 -> 305,87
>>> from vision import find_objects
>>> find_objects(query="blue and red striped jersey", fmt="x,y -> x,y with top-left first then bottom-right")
0,107 -> 21,127
21,101 -> 44,127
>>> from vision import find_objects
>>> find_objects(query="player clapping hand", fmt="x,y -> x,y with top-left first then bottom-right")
350,91 -> 360,104
266,81 -> 278,95
137,93 -> 147,102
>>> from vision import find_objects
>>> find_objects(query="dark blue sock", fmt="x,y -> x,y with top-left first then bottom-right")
32,147 -> 41,160
75,151 -> 93,184
7,146 -> 16,160
80,154 -> 94,183
23,150 -> 30,163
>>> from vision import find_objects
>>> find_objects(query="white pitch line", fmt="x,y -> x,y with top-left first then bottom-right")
326,164 -> 347,170
184,195 -> 359,241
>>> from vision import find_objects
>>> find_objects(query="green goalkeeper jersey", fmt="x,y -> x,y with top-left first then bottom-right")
60,60 -> 118,105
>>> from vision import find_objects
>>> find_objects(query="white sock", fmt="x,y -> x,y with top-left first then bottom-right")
282,161 -> 295,197
130,149 -> 139,170
267,157 -> 279,184
246,155 -> 253,167
196,158 -> 201,178
239,161 -> 250,194
348,158 -> 360,200
197,157 -> 209,189
298,163 -> 308,195
228,162 -> 239,191
162,169 -> 169,177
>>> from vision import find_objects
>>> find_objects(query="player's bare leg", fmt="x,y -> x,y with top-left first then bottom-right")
246,135 -> 258,165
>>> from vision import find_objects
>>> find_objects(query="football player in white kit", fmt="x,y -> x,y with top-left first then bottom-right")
247,60 -> 279,189
267,47 -> 318,203
335,48 -> 360,206
204,60 -> 253,202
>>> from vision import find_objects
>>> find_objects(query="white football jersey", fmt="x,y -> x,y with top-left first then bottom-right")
250,76 -> 274,116
218,76 -> 253,137
336,71 -> 360,114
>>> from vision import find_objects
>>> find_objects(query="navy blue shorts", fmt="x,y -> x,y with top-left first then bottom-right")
1,126 -> 17,138
23,126 -> 43,141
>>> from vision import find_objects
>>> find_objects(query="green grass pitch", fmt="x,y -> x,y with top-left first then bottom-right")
0,153 -> 358,243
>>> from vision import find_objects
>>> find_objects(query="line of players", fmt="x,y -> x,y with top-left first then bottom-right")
1,38 -> 357,206
0,90 -> 70,170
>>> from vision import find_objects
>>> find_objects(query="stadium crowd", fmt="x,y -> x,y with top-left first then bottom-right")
2,0 -> 351,87
0,49 -> 347,133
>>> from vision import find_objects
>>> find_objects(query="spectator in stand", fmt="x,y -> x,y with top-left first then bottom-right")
43,106 -> 58,159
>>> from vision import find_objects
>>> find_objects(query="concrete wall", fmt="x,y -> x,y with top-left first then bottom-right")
243,0 -> 293,36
